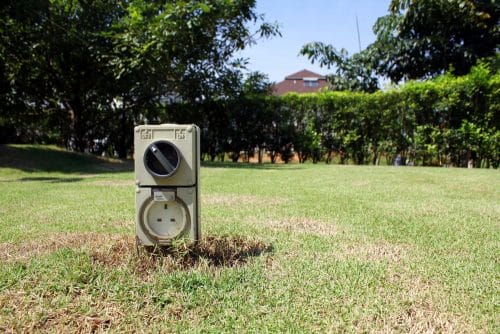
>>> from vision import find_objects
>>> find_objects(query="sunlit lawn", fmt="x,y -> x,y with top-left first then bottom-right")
0,145 -> 498,332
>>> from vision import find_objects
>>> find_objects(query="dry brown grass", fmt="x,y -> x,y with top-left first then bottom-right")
0,233 -> 272,332
382,303 -> 474,333
331,239 -> 476,333
0,232 -> 125,263
263,237 -> 474,332
340,240 -> 413,264
202,194 -> 287,207
247,216 -> 340,236
90,179 -> 133,187
92,235 -> 272,279
358,272 -> 476,333
0,232 -> 479,333
0,290 -> 125,333
1,232 -> 272,276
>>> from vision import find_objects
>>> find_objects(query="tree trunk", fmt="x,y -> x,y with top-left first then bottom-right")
115,109 -> 128,159
67,99 -> 86,152
372,149 -> 378,165
270,151 -> 276,164
340,151 -> 347,164
210,152 -> 216,162
326,151 -> 332,164
356,152 -> 364,165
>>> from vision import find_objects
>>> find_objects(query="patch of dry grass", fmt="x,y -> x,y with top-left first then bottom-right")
383,300 -> 473,333
0,232 -> 125,263
266,242 -> 474,333
1,232 -> 272,276
0,289 -> 125,333
360,271 -> 476,333
341,240 -> 413,264
92,235 -> 272,279
247,216 -> 340,236
202,194 -> 287,207
90,179 -> 133,187
0,233 -> 272,332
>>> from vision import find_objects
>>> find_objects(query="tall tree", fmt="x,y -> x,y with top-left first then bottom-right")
301,0 -> 499,86
375,0 -> 500,82
300,43 -> 379,92
0,0 -> 279,156
1,0 -> 125,150
112,0 -> 279,104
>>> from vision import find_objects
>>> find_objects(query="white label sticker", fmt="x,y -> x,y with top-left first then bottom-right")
153,191 -> 175,202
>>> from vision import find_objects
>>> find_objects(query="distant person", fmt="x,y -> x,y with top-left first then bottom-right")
394,154 -> 402,166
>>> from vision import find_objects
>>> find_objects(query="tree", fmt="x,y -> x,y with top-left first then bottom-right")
112,0 -> 279,103
0,0 -> 279,156
229,72 -> 275,162
1,0 -> 127,150
300,0 -> 499,86
374,0 -> 500,82
164,71 -> 276,163
300,42 -> 379,92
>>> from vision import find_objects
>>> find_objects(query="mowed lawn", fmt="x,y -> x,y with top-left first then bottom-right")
0,145 -> 498,333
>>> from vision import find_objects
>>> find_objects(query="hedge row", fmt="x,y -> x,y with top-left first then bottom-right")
168,64 -> 499,167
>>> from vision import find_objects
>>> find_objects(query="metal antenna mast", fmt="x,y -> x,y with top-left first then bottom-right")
355,13 -> 362,52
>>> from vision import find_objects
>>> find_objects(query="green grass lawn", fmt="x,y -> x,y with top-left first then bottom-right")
0,144 -> 498,332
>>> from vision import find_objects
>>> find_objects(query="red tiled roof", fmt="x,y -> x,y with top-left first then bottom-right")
285,69 -> 326,80
273,69 -> 328,96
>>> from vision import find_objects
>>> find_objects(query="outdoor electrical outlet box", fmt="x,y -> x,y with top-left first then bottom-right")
134,124 -> 200,246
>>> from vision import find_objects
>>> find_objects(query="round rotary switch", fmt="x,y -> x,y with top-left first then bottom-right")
143,140 -> 181,178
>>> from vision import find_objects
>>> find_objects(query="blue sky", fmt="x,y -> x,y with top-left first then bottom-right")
237,0 -> 391,83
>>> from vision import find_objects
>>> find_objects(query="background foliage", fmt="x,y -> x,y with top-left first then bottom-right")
0,0 -> 278,157
301,0 -> 499,91
0,0 -> 498,168
167,63 -> 499,168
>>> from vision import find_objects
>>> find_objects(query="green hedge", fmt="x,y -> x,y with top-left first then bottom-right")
282,65 -> 498,167
167,63 -> 498,167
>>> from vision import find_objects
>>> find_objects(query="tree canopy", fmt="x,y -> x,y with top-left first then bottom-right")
377,0 -> 499,81
301,0 -> 499,89
0,0 -> 279,156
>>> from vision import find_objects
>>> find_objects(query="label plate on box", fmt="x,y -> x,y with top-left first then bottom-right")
153,190 -> 175,202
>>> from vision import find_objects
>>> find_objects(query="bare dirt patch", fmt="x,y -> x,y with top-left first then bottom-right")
202,194 -> 287,207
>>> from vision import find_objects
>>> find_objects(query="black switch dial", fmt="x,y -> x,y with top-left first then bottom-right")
143,140 -> 181,177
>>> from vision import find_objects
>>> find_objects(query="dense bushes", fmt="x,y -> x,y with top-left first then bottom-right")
167,64 -> 498,168
2,64 -> 497,168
